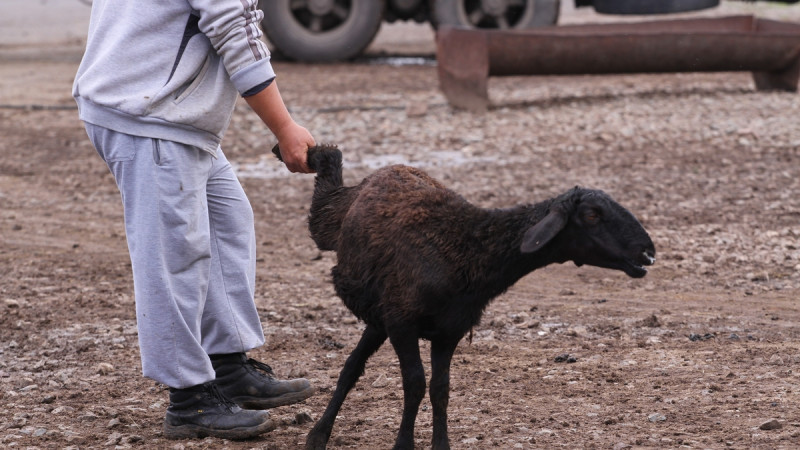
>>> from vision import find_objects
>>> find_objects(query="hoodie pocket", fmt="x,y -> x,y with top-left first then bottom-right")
173,53 -> 211,104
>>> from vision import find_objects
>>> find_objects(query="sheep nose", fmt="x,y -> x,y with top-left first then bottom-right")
642,250 -> 656,266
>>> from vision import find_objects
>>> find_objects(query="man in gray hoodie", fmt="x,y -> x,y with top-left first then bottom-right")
74,0 -> 316,440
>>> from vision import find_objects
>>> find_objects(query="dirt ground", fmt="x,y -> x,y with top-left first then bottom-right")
3,3 -> 800,449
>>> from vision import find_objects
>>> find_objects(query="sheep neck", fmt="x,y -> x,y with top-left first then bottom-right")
465,200 -> 558,300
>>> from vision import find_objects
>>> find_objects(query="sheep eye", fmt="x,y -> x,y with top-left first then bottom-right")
584,210 -> 601,224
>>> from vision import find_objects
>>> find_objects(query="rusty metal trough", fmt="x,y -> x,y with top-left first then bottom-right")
437,16 -> 800,111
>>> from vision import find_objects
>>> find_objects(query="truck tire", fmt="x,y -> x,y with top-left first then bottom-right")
260,0 -> 385,62
433,0 -> 560,29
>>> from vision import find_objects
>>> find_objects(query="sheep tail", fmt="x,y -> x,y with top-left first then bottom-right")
307,145 -> 354,251
270,143 -> 342,185
271,143 -> 350,250
307,144 -> 344,190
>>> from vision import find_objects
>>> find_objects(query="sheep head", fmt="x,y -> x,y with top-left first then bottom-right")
521,187 -> 656,278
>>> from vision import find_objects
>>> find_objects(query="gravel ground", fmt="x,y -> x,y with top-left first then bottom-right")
2,2 -> 800,449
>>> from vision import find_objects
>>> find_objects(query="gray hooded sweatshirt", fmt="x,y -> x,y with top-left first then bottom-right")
73,0 -> 275,155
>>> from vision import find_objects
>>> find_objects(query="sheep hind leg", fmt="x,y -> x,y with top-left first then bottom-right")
305,324 -> 387,450
429,338 -> 459,450
388,332 -> 426,450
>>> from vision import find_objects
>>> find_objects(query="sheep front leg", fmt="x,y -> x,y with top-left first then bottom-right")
429,338 -> 459,450
306,325 -> 387,450
389,332 -> 426,450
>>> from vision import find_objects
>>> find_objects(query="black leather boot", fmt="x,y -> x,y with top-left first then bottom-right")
210,353 -> 314,409
163,382 -> 275,440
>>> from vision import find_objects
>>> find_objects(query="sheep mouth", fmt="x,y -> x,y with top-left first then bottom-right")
622,252 -> 656,278
576,252 -> 655,278
622,260 -> 649,278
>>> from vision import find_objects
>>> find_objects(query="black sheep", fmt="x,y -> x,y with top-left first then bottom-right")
275,145 -> 656,450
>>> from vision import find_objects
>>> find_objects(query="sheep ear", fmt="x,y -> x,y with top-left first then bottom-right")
520,210 -> 567,254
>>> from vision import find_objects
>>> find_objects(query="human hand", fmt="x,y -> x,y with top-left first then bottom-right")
274,121 -> 316,173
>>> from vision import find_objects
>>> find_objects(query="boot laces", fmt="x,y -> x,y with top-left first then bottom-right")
204,382 -> 238,411
246,358 -> 277,380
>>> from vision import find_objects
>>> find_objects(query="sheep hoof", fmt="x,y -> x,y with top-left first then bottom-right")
305,431 -> 329,450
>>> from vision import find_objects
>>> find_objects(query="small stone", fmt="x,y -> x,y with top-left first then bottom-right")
405,102 -> 428,117
759,419 -> 782,430
294,411 -> 313,425
689,333 -> 715,342
149,400 -> 165,410
107,418 -> 121,429
33,428 -> 47,437
9,417 -> 27,428
769,354 -> 784,365
52,406 -> 73,415
648,413 -> 667,422
372,373 -> 389,388
287,366 -> 308,378
104,432 -> 122,446
96,363 -> 114,375
41,395 -> 55,404
639,314 -> 661,328
4,299 -> 20,308
554,353 -> 577,363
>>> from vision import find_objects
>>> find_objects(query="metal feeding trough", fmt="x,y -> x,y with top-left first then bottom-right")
436,16 -> 800,111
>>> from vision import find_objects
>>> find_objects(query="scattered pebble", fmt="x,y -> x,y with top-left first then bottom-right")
96,363 -> 115,375
4,299 -> 20,308
104,432 -> 123,446
769,354 -> 784,365
648,413 -> 667,423
372,373 -> 390,388
295,411 -> 313,425
554,354 -> 577,363
689,333 -> 715,342
639,314 -> 661,328
759,419 -> 782,430
405,101 -> 428,118
51,406 -> 74,415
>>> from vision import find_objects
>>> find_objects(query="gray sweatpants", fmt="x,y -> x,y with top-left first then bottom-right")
86,123 -> 265,388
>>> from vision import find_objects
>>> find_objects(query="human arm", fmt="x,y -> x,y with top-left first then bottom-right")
186,0 -> 314,171
245,81 -> 315,173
